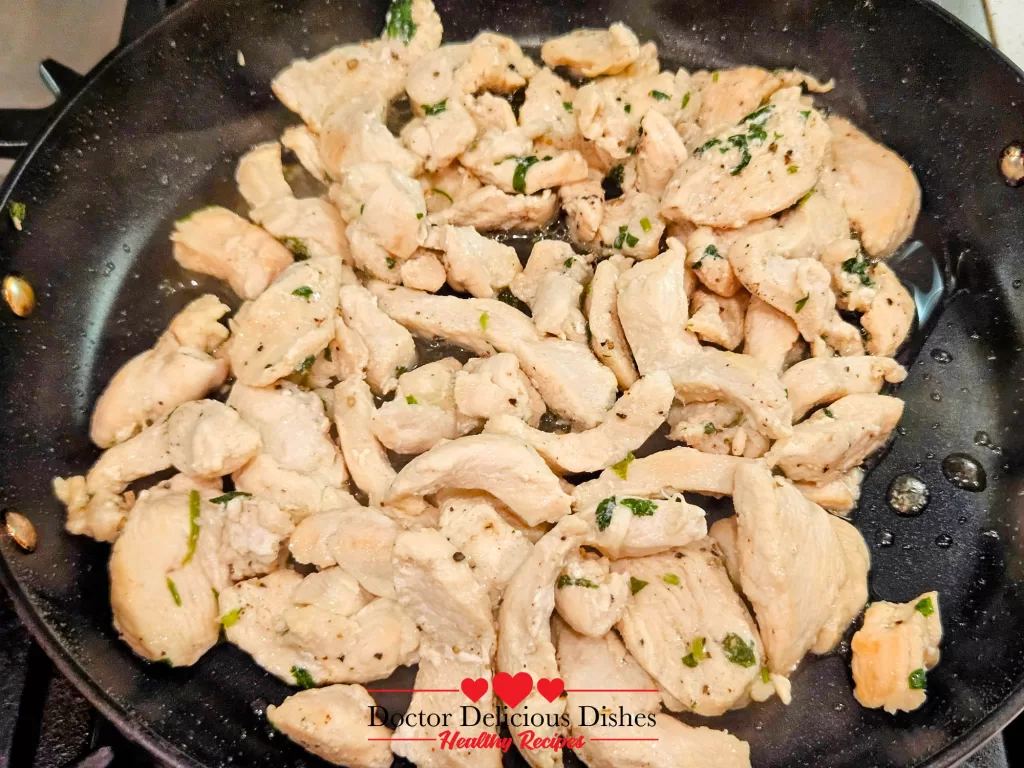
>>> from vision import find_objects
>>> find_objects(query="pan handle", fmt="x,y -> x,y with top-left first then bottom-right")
0,60 -> 84,161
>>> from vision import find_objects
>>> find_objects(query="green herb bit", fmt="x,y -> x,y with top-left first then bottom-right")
423,98 -> 448,116
681,637 -> 708,668
741,104 -> 775,126
624,232 -> 639,248
8,201 -> 27,230
564,257 -> 575,268
557,575 -> 600,589
611,452 -> 635,479
712,71 -> 720,82
650,90 -> 670,101
221,608 -> 242,628
731,147 -> 752,175
703,422 -> 718,435
695,138 -> 722,155
556,574 -> 572,588
323,346 -> 332,362
761,666 -> 772,684
210,491 -> 252,505
722,633 -> 756,667
562,101 -> 573,113
794,293 -> 810,313
595,496 -> 617,531
395,366 -> 408,377
405,394 -> 418,405
640,217 -> 652,232
629,576 -> 649,595
823,407 -> 835,419
788,164 -> 800,174
291,286 -> 314,300
512,155 -> 540,194
725,412 -> 744,428
602,164 -> 625,199
386,256 -> 396,269
360,203 -> 365,216
295,355 -> 315,374
620,498 -> 657,517
800,110 -> 811,120
416,212 -> 424,219
279,236 -> 310,260
167,577 -> 182,607
624,103 -> 632,113
383,0 -> 416,44
841,254 -> 875,286
479,311 -> 489,330
908,668 -> 927,690
182,490 -> 201,565
915,596 -> 935,616
662,573 -> 681,586
496,287 -> 530,314
681,92 -> 691,109
155,657 -> 174,667
292,666 -> 317,689
798,188 -> 816,206
429,187 -> 453,203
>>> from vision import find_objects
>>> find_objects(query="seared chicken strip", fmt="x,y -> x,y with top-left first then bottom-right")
612,543 -> 765,715
172,207 -> 293,300
554,550 -> 630,637
267,685 -> 393,768
794,468 -> 864,516
440,224 -> 522,298
813,516 -> 870,654
861,263 -> 915,356
595,192 -> 665,259
430,185 -> 559,231
578,493 -> 707,558
381,0 -> 444,64
332,377 -> 396,506
339,283 -> 418,394
509,239 -> 591,306
90,295 -> 230,448
635,110 -> 688,197
691,66 -> 784,140
165,399 -> 263,480
401,95 -> 478,172
782,356 -> 907,422
742,296 -> 801,376
453,354 -> 545,427
541,23 -> 640,77
685,219 -> 777,299
851,591 -> 942,714
666,401 -> 770,458
281,124 -> 327,183
560,171 -> 604,245
519,68 -> 578,149
236,142 -> 294,209
585,255 -> 638,389
687,288 -> 749,350
484,371 -> 674,474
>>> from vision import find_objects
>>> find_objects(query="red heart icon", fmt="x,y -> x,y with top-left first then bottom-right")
537,677 -> 565,703
492,671 -> 533,709
461,677 -> 489,703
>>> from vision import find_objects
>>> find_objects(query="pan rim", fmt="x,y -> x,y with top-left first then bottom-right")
1,0 -> 1023,766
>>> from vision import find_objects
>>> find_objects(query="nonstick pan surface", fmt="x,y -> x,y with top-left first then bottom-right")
2,1 -> 1024,766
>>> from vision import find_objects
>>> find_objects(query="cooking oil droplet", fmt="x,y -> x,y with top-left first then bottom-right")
875,529 -> 895,547
930,392 -> 942,402
974,431 -> 990,446
935,533 -> 953,549
930,348 -> 953,363
942,453 -> 987,492
888,474 -> 929,515
1014,279 -> 1022,290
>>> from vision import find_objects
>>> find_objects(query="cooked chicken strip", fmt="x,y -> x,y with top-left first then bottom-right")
777,186 -> 851,257
372,358 -> 477,454
399,249 -> 447,291
861,263 -> 915,356
401,95 -> 478,172
519,68 -> 578,149
266,685 -> 392,768
635,110 -> 688,197
406,45 -> 471,110
766,394 -> 904,484
691,66 -> 783,140
381,0 -> 443,64
616,241 -> 701,374
742,296 -> 801,375
541,23 -> 640,77
666,401 -> 770,458
497,516 -> 588,768
687,288 -> 749,350
585,255 -> 638,388
332,376 -> 396,506
430,185 -> 559,231
281,124 -> 327,183
171,207 -> 294,300
228,381 -> 351,518
851,591 -> 941,714
272,41 -> 406,132
251,197 -> 350,263
441,224 -> 522,298
453,353 -> 545,427
451,33 -> 539,96
531,273 -> 588,343
484,371 -> 674,474
555,623 -> 752,768
220,568 -> 419,685
579,493 -> 707,558
165,400 -> 263,480
205,492 -> 295,583
573,446 -> 752,511
661,89 -> 830,228
228,258 -> 338,387
668,349 -> 793,440
612,543 -> 764,714
459,124 -> 589,195
509,239 -> 591,306
732,461 -> 846,673
339,283 -> 418,394
820,238 -> 878,313
554,550 -> 630,637
595,192 -> 665,259
560,170 -> 604,245
384,434 -> 573,526
685,219 -> 777,298
782,355 -> 908,421
109,487 -> 221,666
420,164 -> 484,214
368,284 -> 618,428
794,468 -> 864,516
813,516 -> 870,654
436,491 -> 534,606
822,116 -> 922,258
90,295 -> 230,448
465,92 -> 518,132
236,142 -> 294,209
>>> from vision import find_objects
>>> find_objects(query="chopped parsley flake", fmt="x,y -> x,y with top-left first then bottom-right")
7,201 -> 26,230
512,155 -> 540,194
210,491 -> 252,505
663,573 -> 681,586
620,498 -> 657,517
182,490 -> 201,565
564,257 -> 575,268
423,99 -> 448,116
798,188 -> 816,206
640,217 -> 652,232
613,225 -> 639,249
479,311 -> 489,330
823,407 -> 835,419
682,637 -> 708,668
704,422 -> 718,435
405,394 -> 418,405
396,366 -> 408,377
221,608 -> 242,628
795,293 -> 810,313
915,596 -> 935,616
681,92 -> 691,109
429,187 -> 454,203
788,164 -> 800,174
624,103 -> 632,113
386,256 -> 396,269
167,578 -> 182,607
556,574 -> 600,589
629,576 -> 649,595
595,496 -> 617,531
723,634 -> 757,667
650,90 -> 670,101
416,212 -> 424,219
713,71 -> 720,82
695,138 -> 722,155
602,164 -> 625,199
155,657 -> 174,667
801,110 -> 811,120
291,286 -> 314,300
741,104 -> 775,125
841,254 -> 875,286
295,355 -> 315,374
908,668 -> 927,690
292,666 -> 317,689
761,666 -> 772,684
611,452 -> 635,479
383,0 -> 416,44
563,101 -> 573,113
279,237 -> 310,259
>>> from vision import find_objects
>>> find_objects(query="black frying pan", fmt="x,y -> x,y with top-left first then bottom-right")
2,0 -> 1024,766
